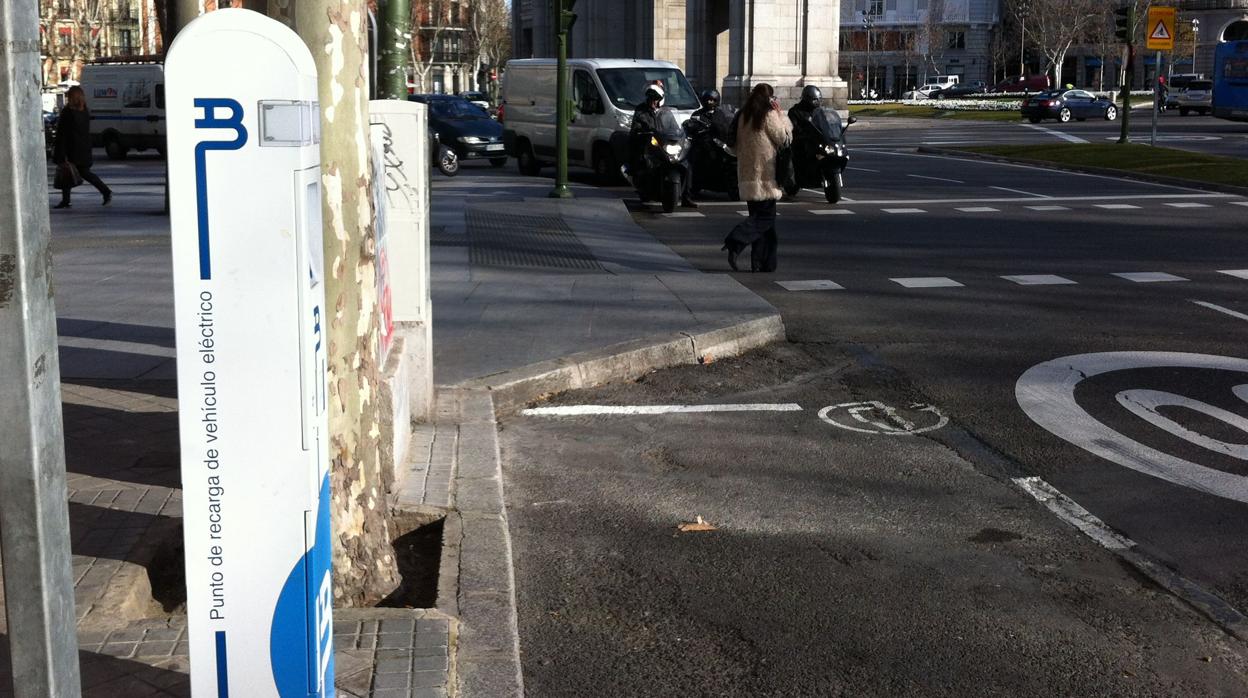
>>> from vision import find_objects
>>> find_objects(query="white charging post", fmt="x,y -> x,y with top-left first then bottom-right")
166,10 -> 333,696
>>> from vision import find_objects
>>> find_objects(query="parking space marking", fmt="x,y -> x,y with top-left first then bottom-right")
955,207 -> 1000,213
1001,274 -> 1078,286
1025,205 -> 1070,211
881,208 -> 927,214
660,212 -> 706,218
522,403 -> 804,416
1113,272 -> 1189,283
776,280 -> 844,292
810,209 -> 855,215
891,277 -> 964,288
1220,270 -> 1248,280
1165,202 -> 1213,208
1095,204 -> 1142,210
1192,300 -> 1248,322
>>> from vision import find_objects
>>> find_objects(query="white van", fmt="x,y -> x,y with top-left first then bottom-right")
81,62 -> 165,159
500,58 -> 699,178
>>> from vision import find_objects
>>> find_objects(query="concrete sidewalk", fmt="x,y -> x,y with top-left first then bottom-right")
9,157 -> 783,695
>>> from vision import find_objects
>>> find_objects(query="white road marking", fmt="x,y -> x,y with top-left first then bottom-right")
814,193 -> 1229,206
522,404 -> 804,416
1112,272 -> 1188,283
810,209 -> 855,215
1220,269 -> 1248,280
1233,201 -> 1248,207
992,186 -> 1049,198
1165,202 -> 1212,208
1094,204 -> 1142,210
1025,205 -> 1070,211
1020,123 -> 1090,143
1001,274 -> 1077,286
847,166 -> 880,173
777,280 -> 844,291
1117,389 -> 1248,460
1016,351 -> 1248,504
891,276 -> 964,288
736,211 -> 750,216
1192,300 -> 1248,322
955,206 -> 1000,213
908,174 -> 966,184
818,401 -> 947,435
881,208 -> 927,214
1012,477 -> 1134,551
661,212 -> 705,218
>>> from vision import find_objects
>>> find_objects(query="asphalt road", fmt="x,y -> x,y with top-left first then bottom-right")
495,135 -> 1248,693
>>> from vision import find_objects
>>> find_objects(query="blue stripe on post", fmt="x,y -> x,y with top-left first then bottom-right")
215,631 -> 230,698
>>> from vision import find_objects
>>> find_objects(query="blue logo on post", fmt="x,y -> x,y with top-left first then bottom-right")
193,99 -> 249,280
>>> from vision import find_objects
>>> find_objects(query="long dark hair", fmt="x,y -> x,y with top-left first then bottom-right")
65,85 -> 86,111
740,83 -> 774,130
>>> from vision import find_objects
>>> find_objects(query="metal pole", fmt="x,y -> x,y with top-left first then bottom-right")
377,0 -> 411,99
0,2 -> 85,696
549,1 -> 571,199
1020,18 -> 1025,76
1119,43 -> 1132,144
1151,50 -> 1160,146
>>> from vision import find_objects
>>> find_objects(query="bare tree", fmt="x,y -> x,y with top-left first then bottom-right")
411,0 -> 452,93
919,0 -> 948,78
468,0 -> 510,100
1025,0 -> 1101,88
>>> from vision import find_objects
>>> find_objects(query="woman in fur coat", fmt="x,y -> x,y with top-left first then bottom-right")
722,83 -> 792,272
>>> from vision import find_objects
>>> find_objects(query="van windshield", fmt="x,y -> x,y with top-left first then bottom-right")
596,68 -> 700,110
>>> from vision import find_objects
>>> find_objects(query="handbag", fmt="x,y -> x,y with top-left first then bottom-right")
775,144 -> 798,197
54,161 -> 83,190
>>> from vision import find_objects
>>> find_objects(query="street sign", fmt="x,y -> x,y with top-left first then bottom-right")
166,9 -> 334,696
1147,6 -> 1176,51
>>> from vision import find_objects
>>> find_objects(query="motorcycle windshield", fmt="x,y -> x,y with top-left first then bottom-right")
655,109 -> 684,141
812,108 -> 844,142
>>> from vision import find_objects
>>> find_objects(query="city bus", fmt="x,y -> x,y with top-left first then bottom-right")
1212,40 -> 1248,122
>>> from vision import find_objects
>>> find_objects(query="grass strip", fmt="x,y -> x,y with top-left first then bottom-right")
959,143 -> 1248,188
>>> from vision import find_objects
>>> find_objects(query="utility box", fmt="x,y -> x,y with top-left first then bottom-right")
166,9 -> 334,696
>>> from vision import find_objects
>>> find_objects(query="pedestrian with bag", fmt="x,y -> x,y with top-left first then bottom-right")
721,83 -> 791,272
52,85 -> 112,209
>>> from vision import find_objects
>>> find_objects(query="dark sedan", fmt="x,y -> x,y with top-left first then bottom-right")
409,94 -> 507,166
1021,89 -> 1119,124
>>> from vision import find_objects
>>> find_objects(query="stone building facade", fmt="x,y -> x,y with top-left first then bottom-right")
512,0 -> 849,108
838,0 -> 1000,98
40,0 -> 162,85
1182,0 -> 1248,77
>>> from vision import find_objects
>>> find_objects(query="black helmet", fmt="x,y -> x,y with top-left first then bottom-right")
644,83 -> 665,106
700,89 -> 721,109
800,85 -> 822,107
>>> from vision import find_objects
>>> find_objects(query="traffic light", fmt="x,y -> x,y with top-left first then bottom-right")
1114,5 -> 1134,44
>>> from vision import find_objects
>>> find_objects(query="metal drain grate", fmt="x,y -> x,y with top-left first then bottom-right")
465,209 -> 604,270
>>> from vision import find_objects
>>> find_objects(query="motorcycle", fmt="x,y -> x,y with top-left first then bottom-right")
788,108 -> 854,204
615,107 -> 691,213
684,106 -> 739,201
430,130 -> 459,177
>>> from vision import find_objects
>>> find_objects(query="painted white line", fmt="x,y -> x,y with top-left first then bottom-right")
881,208 -> 927,214
1112,272 -> 1188,283
1191,300 -> 1248,322
696,200 -> 799,207
847,166 -> 880,173
522,403 -> 804,416
1164,202 -> 1212,209
992,186 -> 1049,198
660,212 -> 706,218
808,193 -> 1229,206
891,276 -> 964,289
955,207 -> 1000,213
1012,477 -> 1134,551
908,173 -> 965,184
1001,274 -> 1077,286
1020,122 -> 1090,144
1025,205 -> 1070,211
777,279 -> 844,292
1232,201 -> 1248,207
810,209 -> 855,215
1219,269 -> 1248,280
736,211 -> 750,216
1094,204 -> 1142,210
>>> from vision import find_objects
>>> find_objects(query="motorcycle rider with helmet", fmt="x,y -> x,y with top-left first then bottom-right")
629,82 -> 697,208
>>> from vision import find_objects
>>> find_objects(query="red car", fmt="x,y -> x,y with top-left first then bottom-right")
993,75 -> 1051,93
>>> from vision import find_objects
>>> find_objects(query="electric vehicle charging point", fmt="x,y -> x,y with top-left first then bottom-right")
166,9 -> 333,696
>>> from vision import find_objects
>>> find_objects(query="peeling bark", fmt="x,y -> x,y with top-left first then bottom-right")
296,0 -> 400,606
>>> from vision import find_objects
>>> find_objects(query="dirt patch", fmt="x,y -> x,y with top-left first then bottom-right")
379,512 -> 445,609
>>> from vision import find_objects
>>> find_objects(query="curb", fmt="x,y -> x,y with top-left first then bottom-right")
459,313 -> 787,414
916,146 -> 1248,197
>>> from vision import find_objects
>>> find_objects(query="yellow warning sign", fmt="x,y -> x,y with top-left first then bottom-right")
1146,6 -> 1176,51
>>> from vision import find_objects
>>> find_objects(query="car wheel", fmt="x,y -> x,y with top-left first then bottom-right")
1028,117 -> 1042,124
489,157 -> 507,168
1180,107 -> 1190,117
1104,105 -> 1117,121
516,140 -> 541,176
592,148 -> 620,184
1058,108 -> 1072,123
103,134 -> 128,161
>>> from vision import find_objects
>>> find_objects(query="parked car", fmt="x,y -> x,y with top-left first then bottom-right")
940,80 -> 987,98
993,74 -> 1050,93
901,84 -> 944,100
1165,73 -> 1204,109
459,90 -> 491,112
80,61 -> 165,159
408,94 -> 507,167
1020,89 -> 1118,123
1176,79 -> 1214,116
500,57 -> 699,178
